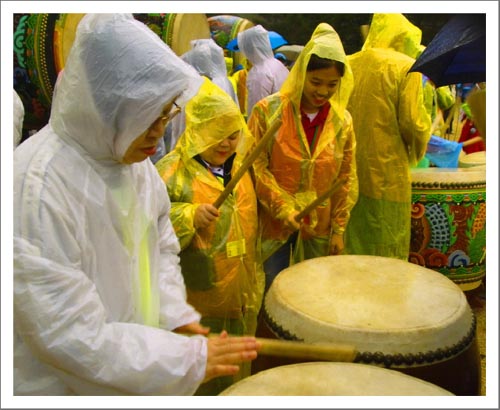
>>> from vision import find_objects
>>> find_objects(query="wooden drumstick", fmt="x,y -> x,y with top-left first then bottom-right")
212,117 -> 282,209
180,332 -> 357,362
294,179 -> 342,222
255,337 -> 357,363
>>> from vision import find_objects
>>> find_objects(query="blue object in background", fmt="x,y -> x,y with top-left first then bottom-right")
425,135 -> 463,168
409,14 -> 485,87
226,31 -> 288,51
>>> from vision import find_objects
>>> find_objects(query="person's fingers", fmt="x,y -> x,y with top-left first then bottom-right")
204,335 -> 260,383
210,343 -> 260,365
210,335 -> 259,350
203,364 -> 240,383
207,205 -> 220,218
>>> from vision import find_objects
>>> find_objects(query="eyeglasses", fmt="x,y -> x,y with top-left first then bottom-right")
158,101 -> 181,124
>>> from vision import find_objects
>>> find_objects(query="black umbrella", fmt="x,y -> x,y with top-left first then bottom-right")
409,14 -> 486,87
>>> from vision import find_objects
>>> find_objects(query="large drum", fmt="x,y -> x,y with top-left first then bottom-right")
207,15 -> 254,71
13,13 -> 210,129
254,255 -> 481,396
410,167 -> 486,290
221,362 -> 454,395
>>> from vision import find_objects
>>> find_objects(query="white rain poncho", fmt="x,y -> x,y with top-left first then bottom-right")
183,38 -> 238,105
14,14 -> 206,395
237,25 -> 289,116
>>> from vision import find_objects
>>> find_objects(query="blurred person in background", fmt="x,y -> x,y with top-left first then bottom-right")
238,25 -> 290,117
344,13 -> 431,260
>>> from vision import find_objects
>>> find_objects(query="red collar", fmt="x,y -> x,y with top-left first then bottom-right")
300,102 -> 330,127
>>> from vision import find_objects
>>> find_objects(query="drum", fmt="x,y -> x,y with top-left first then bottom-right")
14,13 -> 210,127
221,362 -> 454,395
207,15 -> 254,71
133,13 -> 210,56
14,13 -> 60,130
410,167 -> 486,290
458,151 -> 486,168
254,255 -> 481,396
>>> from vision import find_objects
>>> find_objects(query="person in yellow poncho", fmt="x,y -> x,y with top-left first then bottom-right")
248,23 -> 358,292
155,78 -> 263,395
344,14 -> 431,259
414,45 -> 455,137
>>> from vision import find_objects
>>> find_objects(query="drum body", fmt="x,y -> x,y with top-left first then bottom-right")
14,13 -> 210,130
254,255 -> 481,396
222,362 -> 454,395
14,13 -> 60,130
410,167 -> 486,290
207,15 -> 254,71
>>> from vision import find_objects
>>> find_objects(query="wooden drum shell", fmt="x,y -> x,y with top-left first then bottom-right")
409,167 -> 486,290
14,13 -> 210,130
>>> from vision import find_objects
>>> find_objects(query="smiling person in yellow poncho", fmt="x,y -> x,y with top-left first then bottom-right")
155,78 -> 263,395
248,23 -> 358,292
344,14 -> 431,260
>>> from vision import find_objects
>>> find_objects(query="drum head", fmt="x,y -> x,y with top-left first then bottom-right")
459,151 -> 486,168
220,362 -> 454,395
264,255 -> 475,364
411,166 -> 486,184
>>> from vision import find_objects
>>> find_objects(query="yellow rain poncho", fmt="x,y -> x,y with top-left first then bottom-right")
248,23 -> 358,263
344,14 -> 431,259
416,45 -> 455,134
156,79 -> 262,394
155,78 -> 263,336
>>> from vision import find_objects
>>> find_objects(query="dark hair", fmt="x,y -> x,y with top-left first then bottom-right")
307,54 -> 345,76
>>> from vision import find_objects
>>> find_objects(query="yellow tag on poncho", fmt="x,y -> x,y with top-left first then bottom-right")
226,239 -> 246,257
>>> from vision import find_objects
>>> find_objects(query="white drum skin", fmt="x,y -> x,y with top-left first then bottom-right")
254,255 -> 481,395
222,362 -> 454,396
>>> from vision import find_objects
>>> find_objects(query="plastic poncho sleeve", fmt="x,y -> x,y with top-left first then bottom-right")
399,71 -> 432,166
329,110 -> 358,234
156,153 -> 199,250
436,85 -> 455,111
154,175 -> 201,329
248,104 -> 298,221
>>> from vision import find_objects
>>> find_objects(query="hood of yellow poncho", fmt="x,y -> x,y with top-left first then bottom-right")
177,78 -> 253,160
280,22 -> 353,120
362,13 -> 422,59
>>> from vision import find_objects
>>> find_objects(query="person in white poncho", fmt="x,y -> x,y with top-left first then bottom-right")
13,13 -> 260,396
237,25 -> 290,117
